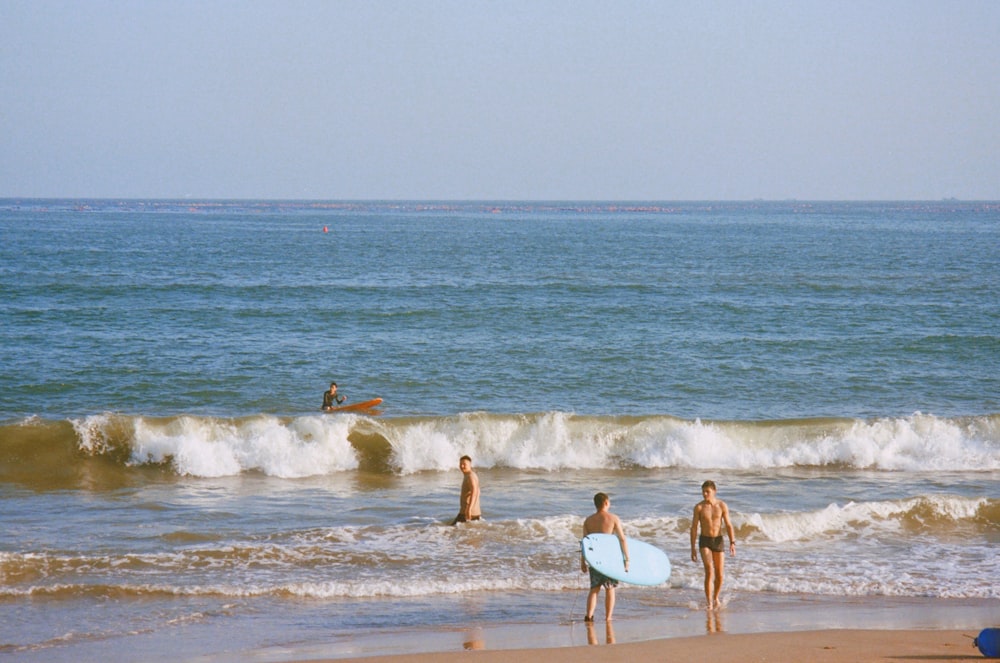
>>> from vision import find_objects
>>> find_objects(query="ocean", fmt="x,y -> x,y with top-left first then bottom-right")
1,200 -> 998,661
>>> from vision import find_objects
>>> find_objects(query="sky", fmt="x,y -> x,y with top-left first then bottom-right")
2,1 -> 998,200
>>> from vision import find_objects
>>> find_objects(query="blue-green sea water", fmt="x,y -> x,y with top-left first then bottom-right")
1,200 -> 998,661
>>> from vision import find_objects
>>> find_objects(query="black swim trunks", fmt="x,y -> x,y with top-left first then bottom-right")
699,535 -> 725,553
588,567 -> 619,589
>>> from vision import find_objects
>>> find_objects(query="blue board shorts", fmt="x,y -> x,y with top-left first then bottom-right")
589,567 -> 619,589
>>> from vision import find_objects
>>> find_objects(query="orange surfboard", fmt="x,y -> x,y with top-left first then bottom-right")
324,397 -> 383,412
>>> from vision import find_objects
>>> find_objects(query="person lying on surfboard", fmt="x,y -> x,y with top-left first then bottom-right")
581,492 -> 628,622
321,382 -> 347,411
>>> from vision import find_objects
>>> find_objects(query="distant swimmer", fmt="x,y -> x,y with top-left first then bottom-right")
691,480 -> 736,610
321,382 -> 347,411
451,455 -> 481,525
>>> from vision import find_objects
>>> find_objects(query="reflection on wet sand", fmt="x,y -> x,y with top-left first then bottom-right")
706,608 -> 724,634
463,628 -> 485,650
585,620 -> 616,645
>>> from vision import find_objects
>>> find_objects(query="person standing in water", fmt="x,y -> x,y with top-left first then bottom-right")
451,455 -> 481,525
691,480 -> 736,610
581,492 -> 628,622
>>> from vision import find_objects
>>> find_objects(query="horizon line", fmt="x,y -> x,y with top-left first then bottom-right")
1,196 -> 994,204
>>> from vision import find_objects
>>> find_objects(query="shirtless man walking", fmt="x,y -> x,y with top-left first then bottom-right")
690,480 -> 736,610
581,492 -> 629,622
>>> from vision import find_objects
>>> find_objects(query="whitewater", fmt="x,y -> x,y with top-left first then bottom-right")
52,410 -> 1000,477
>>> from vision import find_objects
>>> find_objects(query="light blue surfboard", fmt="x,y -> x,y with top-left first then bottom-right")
581,533 -> 671,586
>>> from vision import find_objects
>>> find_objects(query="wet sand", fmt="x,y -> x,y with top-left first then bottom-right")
272,595 -> 997,663
260,593 -> 996,662
323,629 -> 984,662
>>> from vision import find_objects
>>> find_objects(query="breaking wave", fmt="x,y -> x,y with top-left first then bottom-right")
1,411 -> 997,487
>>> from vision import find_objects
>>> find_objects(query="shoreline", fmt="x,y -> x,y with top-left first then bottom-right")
234,595 -> 997,663
321,629 -> 985,663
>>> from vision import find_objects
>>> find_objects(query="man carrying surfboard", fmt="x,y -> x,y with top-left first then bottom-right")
691,480 -> 736,610
581,492 -> 628,622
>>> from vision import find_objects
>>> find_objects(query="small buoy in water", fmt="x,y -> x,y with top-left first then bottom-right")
975,628 -> 1000,657
323,226 -> 328,233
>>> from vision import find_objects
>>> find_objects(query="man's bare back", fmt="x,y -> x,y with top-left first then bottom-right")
583,510 -> 622,536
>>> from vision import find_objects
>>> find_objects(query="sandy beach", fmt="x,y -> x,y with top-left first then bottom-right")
245,591 -> 996,663
326,629 -> 985,663
267,596 -> 997,663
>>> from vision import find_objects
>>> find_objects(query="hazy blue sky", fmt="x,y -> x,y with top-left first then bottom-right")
2,1 -> 998,200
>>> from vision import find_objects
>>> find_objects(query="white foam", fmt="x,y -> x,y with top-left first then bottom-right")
74,414 -> 360,477
743,495 -> 991,543
372,411 -> 1000,473
69,411 -> 1000,475
383,412 -> 620,474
